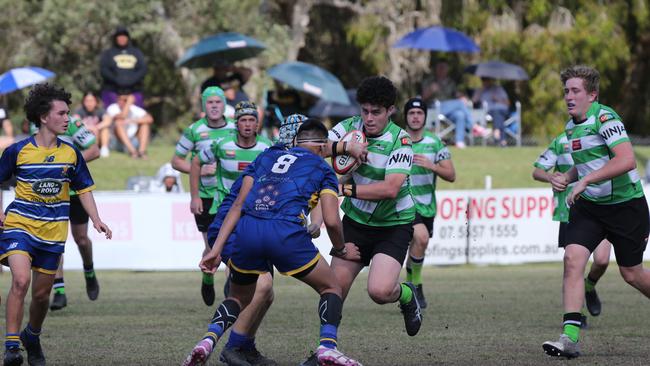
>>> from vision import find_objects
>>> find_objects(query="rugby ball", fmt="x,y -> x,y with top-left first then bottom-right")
332,130 -> 366,175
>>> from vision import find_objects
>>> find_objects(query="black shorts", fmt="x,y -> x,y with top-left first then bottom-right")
230,266 -> 275,286
69,195 -> 89,225
558,221 -> 568,248
194,197 -> 216,233
342,215 -> 413,266
413,213 -> 434,238
566,196 -> 650,267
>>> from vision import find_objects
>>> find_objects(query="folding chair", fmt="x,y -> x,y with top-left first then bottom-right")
429,100 -> 474,146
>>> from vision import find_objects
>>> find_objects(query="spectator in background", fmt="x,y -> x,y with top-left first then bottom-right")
0,103 -> 14,149
100,26 -> 147,108
473,77 -> 510,147
154,163 -> 183,193
263,81 -> 304,140
200,60 -> 251,103
106,93 -> 153,159
73,92 -> 112,157
421,61 -> 477,148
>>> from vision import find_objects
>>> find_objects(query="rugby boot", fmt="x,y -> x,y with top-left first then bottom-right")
201,282 -> 215,306
182,339 -> 214,366
49,293 -> 66,311
316,346 -> 362,366
415,284 -> 427,309
243,346 -> 277,366
85,274 -> 100,301
298,351 -> 317,366
585,288 -> 601,316
219,347 -> 252,366
19,331 -> 45,366
543,334 -> 580,359
399,282 -> 423,336
3,348 -> 23,366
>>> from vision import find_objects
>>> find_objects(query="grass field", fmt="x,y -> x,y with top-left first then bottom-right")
1,264 -> 650,365
88,140 -> 650,191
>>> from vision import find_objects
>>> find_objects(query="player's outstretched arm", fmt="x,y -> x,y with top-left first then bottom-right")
77,191 -> 112,239
200,175 -> 254,272
189,155 -> 203,214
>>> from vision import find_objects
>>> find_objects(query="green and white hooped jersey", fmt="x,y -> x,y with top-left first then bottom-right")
565,102 -> 643,204
199,134 -> 272,214
411,131 -> 450,218
329,116 -> 415,227
534,133 -> 573,222
174,118 -> 236,198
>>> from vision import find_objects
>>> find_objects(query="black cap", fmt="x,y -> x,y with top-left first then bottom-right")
113,26 -> 130,38
404,97 -> 427,121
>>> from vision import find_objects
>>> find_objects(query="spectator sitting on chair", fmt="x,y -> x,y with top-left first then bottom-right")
100,26 -> 147,108
106,93 -> 153,159
421,61 -> 477,148
472,77 -> 510,147
0,104 -> 14,149
73,91 -> 112,157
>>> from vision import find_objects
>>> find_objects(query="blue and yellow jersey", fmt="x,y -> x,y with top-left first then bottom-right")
0,136 -> 95,253
241,145 -> 338,225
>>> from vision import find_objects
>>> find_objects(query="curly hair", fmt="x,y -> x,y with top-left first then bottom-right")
24,83 -> 72,127
356,76 -> 397,108
560,65 -> 600,94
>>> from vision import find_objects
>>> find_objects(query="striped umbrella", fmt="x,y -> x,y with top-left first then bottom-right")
0,67 -> 56,94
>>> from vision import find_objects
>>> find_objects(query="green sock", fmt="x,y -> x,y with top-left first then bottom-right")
585,276 -> 597,292
202,273 -> 214,285
398,283 -> 413,304
409,256 -> 424,286
563,324 -> 580,342
405,266 -> 413,283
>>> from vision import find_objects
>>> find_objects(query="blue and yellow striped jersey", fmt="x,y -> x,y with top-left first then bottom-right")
0,136 -> 95,253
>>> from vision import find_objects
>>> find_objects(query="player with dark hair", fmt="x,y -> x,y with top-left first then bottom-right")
302,75 -> 422,366
182,119 -> 363,366
543,65 -> 650,358
0,83 -> 112,365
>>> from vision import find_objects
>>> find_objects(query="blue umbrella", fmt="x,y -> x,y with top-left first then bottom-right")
464,61 -> 529,80
308,89 -> 359,118
0,67 -> 55,94
268,62 -> 350,105
177,32 -> 266,68
393,26 -> 479,53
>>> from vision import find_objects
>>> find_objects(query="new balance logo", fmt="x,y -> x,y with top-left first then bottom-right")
43,155 -> 55,163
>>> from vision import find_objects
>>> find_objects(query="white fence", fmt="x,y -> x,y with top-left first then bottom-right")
3,188 -> 649,270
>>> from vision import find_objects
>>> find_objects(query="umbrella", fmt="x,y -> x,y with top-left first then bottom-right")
268,61 -> 350,105
393,26 -> 479,53
308,89 -> 359,118
0,67 -> 55,94
464,61 -> 529,80
177,32 -> 266,68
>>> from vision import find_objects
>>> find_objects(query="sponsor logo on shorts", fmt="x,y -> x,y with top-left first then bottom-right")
8,242 -> 18,250
32,179 -> 63,197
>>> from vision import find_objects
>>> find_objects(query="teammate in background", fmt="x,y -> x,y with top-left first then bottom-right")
171,86 -> 235,306
403,98 -> 456,308
0,83 -> 112,366
299,76 -> 422,365
183,119 -> 362,366
48,116 -> 101,310
542,65 -> 650,358
190,101 -> 271,216
533,132 -> 611,325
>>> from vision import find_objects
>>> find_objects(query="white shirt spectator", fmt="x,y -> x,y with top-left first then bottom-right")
106,103 -> 147,138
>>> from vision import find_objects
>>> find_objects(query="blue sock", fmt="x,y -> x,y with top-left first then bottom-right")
319,324 -> 338,349
5,333 -> 20,350
243,336 -> 255,351
225,330 -> 249,349
23,324 -> 41,345
203,323 -> 224,344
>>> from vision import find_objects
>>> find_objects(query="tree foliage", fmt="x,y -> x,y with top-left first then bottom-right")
0,0 -> 648,141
